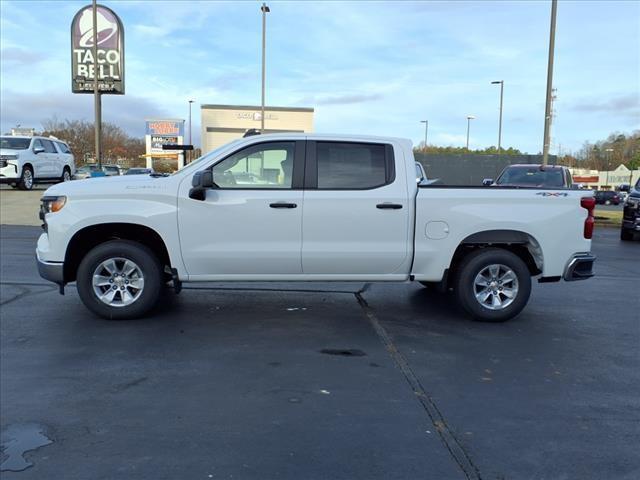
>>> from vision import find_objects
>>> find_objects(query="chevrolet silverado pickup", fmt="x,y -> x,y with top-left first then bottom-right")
36,133 -> 596,321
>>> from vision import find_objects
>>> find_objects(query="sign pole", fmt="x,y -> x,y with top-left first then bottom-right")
92,0 -> 102,168
542,0 -> 557,166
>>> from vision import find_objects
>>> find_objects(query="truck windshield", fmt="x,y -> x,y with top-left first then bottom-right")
0,137 -> 31,150
497,166 -> 564,187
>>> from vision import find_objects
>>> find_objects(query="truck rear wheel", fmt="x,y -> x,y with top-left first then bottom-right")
76,240 -> 163,320
454,248 -> 531,322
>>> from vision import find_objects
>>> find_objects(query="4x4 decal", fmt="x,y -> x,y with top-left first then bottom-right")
536,192 -> 568,197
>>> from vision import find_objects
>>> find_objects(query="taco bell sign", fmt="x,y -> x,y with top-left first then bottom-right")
71,4 -> 124,94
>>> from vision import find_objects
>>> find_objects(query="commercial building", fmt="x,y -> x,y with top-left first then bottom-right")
570,164 -> 640,190
200,104 -> 314,153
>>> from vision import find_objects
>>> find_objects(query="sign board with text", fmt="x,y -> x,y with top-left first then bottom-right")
145,120 -> 185,154
71,4 -> 125,94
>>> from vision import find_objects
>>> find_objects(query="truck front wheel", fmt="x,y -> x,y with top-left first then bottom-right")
76,240 -> 163,320
454,248 -> 531,322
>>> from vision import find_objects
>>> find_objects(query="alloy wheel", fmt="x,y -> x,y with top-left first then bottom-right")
473,264 -> 519,310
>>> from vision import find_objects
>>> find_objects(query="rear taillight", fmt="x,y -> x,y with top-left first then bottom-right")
581,197 -> 595,239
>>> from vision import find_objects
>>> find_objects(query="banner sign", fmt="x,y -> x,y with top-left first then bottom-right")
145,120 -> 184,153
71,4 -> 125,94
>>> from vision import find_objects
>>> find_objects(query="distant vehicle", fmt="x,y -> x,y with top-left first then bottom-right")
621,179 -> 640,241
484,164 -> 573,188
125,168 -> 154,175
594,191 -> 621,206
102,165 -> 124,176
74,165 -> 104,180
415,162 -> 426,183
0,135 -> 75,190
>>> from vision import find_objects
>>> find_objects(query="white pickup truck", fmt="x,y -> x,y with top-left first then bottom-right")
36,133 -> 596,321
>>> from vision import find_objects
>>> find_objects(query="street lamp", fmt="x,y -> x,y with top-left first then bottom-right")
491,80 -> 504,155
188,100 -> 194,146
542,0 -> 558,166
260,3 -> 270,133
466,116 -> 475,150
420,120 -> 428,151
605,148 -> 613,188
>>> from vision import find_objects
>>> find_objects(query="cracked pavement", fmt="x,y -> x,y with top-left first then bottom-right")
1,225 -> 639,479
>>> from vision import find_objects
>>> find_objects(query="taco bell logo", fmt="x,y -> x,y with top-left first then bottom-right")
71,4 -> 125,94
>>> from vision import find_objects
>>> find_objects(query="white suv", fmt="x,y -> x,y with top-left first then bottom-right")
0,135 -> 76,190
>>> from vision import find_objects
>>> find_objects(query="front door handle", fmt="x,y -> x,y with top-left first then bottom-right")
376,203 -> 403,210
270,202 -> 297,209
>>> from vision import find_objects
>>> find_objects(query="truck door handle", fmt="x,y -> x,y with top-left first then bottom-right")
269,202 -> 297,209
376,203 -> 403,210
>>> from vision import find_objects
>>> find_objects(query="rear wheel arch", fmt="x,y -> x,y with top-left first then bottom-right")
447,229 -> 543,285
64,223 -> 172,283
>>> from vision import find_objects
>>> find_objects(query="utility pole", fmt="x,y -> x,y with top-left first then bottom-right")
260,3 -> 270,133
491,80 -> 504,156
92,0 -> 102,167
420,120 -> 428,150
605,148 -> 613,188
542,0 -> 557,166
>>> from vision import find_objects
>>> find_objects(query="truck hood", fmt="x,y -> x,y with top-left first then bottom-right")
43,174 -> 176,198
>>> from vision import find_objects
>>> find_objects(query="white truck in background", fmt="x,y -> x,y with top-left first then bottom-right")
36,133 -> 596,321
1,135 -> 75,190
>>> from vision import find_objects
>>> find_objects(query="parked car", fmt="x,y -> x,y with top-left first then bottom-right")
125,168 -> 154,175
484,164 -> 573,188
621,179 -> 640,241
594,190 -> 621,205
74,164 -> 104,180
102,165 -> 124,176
0,135 -> 75,190
36,133 -> 595,322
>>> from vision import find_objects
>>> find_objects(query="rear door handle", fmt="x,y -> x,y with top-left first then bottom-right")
376,203 -> 403,210
269,202 -> 297,209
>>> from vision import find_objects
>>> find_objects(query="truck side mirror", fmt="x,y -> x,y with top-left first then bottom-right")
33,146 -> 45,154
189,170 -> 215,200
482,178 -> 494,186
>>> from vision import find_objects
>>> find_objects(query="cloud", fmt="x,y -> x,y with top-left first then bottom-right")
0,91 -> 170,138
1,47 -> 46,66
303,93 -> 385,106
570,94 -> 640,118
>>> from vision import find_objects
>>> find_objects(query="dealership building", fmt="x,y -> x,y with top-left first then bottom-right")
200,104 -> 314,153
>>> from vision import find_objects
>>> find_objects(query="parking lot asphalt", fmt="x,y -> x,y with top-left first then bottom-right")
1,225 -> 639,480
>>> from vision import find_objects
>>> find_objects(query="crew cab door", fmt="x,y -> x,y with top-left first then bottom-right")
301,141 -> 411,276
178,141 -> 305,278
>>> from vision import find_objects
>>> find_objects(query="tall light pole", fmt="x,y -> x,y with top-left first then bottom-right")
92,0 -> 102,167
420,120 -> 428,150
491,80 -> 504,155
542,0 -> 558,166
605,148 -> 613,188
260,3 -> 270,133
466,116 -> 475,150
188,100 -> 194,146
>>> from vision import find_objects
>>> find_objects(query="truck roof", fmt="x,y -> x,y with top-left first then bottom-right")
246,132 -> 413,145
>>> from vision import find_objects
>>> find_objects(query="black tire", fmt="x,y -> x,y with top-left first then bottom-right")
18,166 -> 34,190
454,248 -> 531,322
76,240 -> 163,320
620,228 -> 634,241
61,167 -> 72,183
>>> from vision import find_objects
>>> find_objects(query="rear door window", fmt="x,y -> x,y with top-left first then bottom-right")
313,142 -> 391,189
55,142 -> 71,154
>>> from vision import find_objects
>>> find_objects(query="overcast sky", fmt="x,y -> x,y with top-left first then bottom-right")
1,0 -> 638,153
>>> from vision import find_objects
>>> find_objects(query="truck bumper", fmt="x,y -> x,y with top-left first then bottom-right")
36,251 -> 64,285
563,254 -> 596,281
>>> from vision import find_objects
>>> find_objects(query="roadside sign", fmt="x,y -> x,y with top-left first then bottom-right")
71,4 -> 125,94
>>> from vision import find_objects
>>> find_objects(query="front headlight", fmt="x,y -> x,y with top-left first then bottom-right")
0,154 -> 19,161
41,196 -> 67,214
